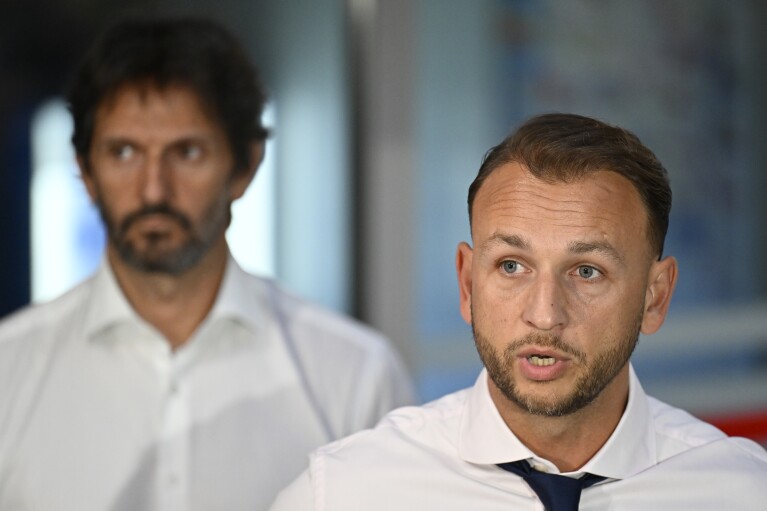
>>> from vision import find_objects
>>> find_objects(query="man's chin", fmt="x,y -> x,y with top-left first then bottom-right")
498,376 -> 586,417
511,393 -> 575,417
114,245 -> 206,275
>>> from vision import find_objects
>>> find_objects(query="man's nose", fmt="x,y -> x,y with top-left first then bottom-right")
521,273 -> 568,331
140,156 -> 172,204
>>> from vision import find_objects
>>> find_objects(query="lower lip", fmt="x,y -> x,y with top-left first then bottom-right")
133,216 -> 178,231
517,357 -> 570,382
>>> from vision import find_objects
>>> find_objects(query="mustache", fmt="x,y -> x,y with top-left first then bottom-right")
505,332 -> 586,362
119,204 -> 192,233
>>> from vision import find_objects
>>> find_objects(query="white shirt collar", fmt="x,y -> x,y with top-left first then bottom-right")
81,257 -> 144,342
579,366 -> 657,479
458,368 -> 533,465
81,252 -> 268,345
458,365 -> 657,479
205,253 -> 267,334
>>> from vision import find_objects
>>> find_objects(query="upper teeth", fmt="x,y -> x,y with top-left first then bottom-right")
529,355 -> 555,367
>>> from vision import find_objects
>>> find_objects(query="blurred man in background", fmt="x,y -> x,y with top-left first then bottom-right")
271,113 -> 767,510
0,16 -> 413,511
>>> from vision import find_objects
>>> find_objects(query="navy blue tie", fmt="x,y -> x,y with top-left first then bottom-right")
497,460 -> 606,511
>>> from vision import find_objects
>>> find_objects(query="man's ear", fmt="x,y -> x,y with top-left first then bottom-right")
456,242 -> 474,325
230,141 -> 264,200
77,155 -> 98,202
640,256 -> 678,335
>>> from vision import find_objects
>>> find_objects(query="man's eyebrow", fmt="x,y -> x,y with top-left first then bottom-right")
568,241 -> 625,265
479,235 -> 625,266
480,233 -> 530,251
99,136 -> 134,145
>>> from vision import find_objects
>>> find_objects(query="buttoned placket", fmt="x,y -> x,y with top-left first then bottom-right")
150,342 -> 191,511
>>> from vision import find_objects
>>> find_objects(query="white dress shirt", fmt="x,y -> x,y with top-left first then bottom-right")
271,367 -> 767,510
0,256 -> 414,511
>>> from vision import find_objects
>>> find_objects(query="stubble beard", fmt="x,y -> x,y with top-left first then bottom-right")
473,308 -> 642,417
96,194 -> 231,276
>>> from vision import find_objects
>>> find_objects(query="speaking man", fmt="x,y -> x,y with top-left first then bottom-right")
271,113 -> 767,510
0,17 -> 413,511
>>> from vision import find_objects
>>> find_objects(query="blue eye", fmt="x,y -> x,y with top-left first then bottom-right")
577,266 -> 601,279
501,260 -> 519,274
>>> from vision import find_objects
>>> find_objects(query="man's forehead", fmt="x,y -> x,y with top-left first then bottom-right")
470,162 -> 650,254
91,81 -> 223,141
474,162 -> 642,216
96,81 -> 213,120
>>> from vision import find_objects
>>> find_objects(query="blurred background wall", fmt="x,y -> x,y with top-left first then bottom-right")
1,0 -> 766,443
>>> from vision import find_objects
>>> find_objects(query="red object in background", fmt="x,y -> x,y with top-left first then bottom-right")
703,410 -> 767,445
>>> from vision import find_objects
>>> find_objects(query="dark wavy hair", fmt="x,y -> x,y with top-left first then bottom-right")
66,16 -> 268,175
467,113 -> 672,259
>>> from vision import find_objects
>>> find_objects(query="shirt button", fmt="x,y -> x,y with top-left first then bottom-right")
531,462 -> 549,473
169,381 -> 179,395
168,474 -> 179,486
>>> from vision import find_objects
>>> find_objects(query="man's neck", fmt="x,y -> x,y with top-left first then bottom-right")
489,368 -> 630,472
107,241 -> 229,351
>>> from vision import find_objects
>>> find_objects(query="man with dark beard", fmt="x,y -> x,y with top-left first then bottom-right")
271,113 -> 767,511
0,17 -> 413,511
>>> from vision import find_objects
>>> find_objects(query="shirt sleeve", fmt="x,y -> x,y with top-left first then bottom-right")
346,339 -> 417,433
270,282 -> 418,438
269,469 -> 315,511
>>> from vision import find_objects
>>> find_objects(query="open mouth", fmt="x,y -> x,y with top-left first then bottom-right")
527,355 -> 556,367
